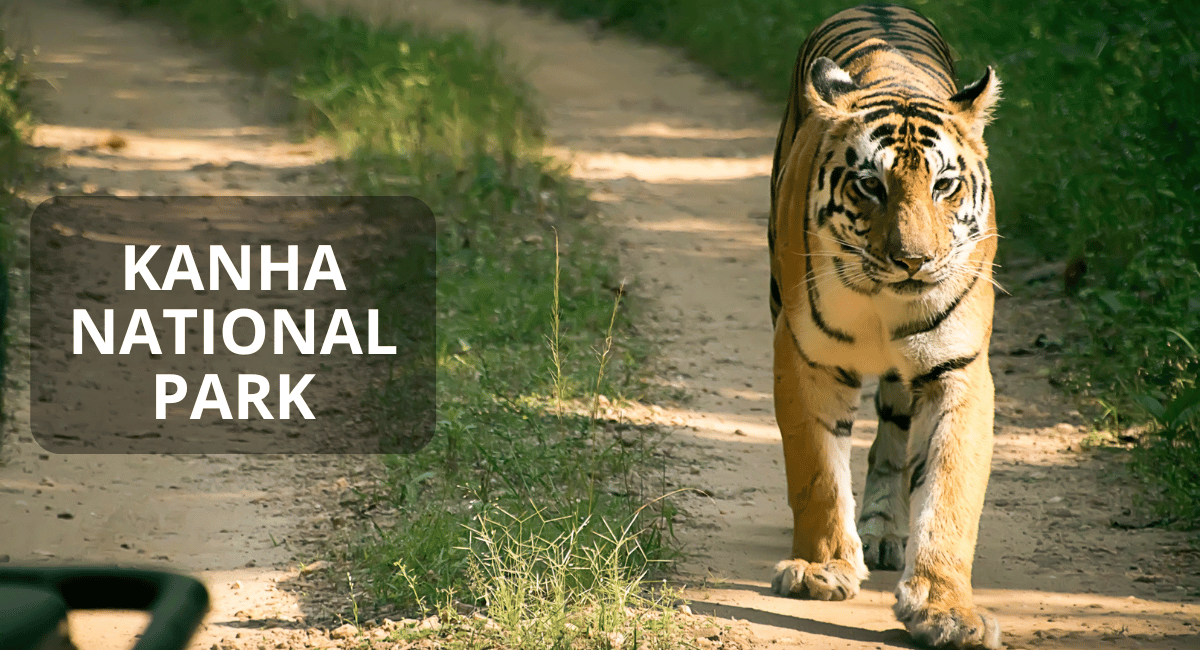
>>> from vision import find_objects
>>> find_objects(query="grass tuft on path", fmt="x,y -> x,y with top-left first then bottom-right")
108,0 -> 690,640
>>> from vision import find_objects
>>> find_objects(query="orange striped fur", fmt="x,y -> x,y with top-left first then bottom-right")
768,5 -> 1002,649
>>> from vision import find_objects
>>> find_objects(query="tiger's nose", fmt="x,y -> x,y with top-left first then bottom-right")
893,256 -> 927,275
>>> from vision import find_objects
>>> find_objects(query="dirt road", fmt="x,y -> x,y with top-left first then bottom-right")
2,0 -> 1198,649
2,1 -> 366,648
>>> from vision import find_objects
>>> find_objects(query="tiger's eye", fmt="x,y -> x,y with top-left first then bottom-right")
856,176 -> 886,202
934,177 -> 959,194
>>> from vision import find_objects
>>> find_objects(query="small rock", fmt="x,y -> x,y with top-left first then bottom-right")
677,604 -> 693,615
418,615 -> 440,631
231,581 -> 242,590
1047,496 -> 1064,504
39,477 -> 55,487
299,560 -> 329,575
104,133 -> 127,150
453,601 -> 478,616
330,623 -> 357,639
1020,262 -> 1065,285
57,512 -> 73,520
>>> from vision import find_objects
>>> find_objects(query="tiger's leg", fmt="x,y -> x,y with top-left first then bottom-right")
771,314 -> 868,601
893,353 -> 1001,650
858,371 -> 912,570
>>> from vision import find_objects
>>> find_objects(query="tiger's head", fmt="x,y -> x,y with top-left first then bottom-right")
802,54 -> 1001,298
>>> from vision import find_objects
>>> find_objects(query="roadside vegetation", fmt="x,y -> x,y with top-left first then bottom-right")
107,0 -> 692,645
0,19 -> 34,445
0,29 -> 30,206
507,0 -> 1200,527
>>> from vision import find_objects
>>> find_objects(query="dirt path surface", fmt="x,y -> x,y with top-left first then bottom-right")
309,1 -> 1200,648
2,2 -> 376,649
2,1 -> 1198,649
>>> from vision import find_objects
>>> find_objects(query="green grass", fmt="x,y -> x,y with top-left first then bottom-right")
0,32 -> 30,203
506,0 -> 1200,527
0,20 -> 34,443
106,0 -> 687,640
1127,387 -> 1200,529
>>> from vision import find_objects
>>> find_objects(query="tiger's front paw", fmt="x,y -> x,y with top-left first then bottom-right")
894,581 -> 1001,650
771,559 -> 863,601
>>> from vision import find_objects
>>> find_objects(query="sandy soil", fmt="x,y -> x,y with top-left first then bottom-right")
1,0 -> 1198,649
2,1 -> 380,649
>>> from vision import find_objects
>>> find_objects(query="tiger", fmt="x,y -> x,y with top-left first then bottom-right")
767,4 -> 1002,650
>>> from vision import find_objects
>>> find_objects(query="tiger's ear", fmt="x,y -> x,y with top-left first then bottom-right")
805,57 -> 858,121
950,66 -> 1001,139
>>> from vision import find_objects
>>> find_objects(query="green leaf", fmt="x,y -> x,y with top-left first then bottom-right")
1099,290 -> 1126,313
1163,387 -> 1200,428
1134,393 -> 1167,421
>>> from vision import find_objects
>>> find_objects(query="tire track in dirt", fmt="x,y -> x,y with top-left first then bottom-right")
308,1 -> 1200,648
1,2 -> 370,648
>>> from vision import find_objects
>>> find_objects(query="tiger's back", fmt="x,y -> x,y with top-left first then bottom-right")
766,5 -> 1004,650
